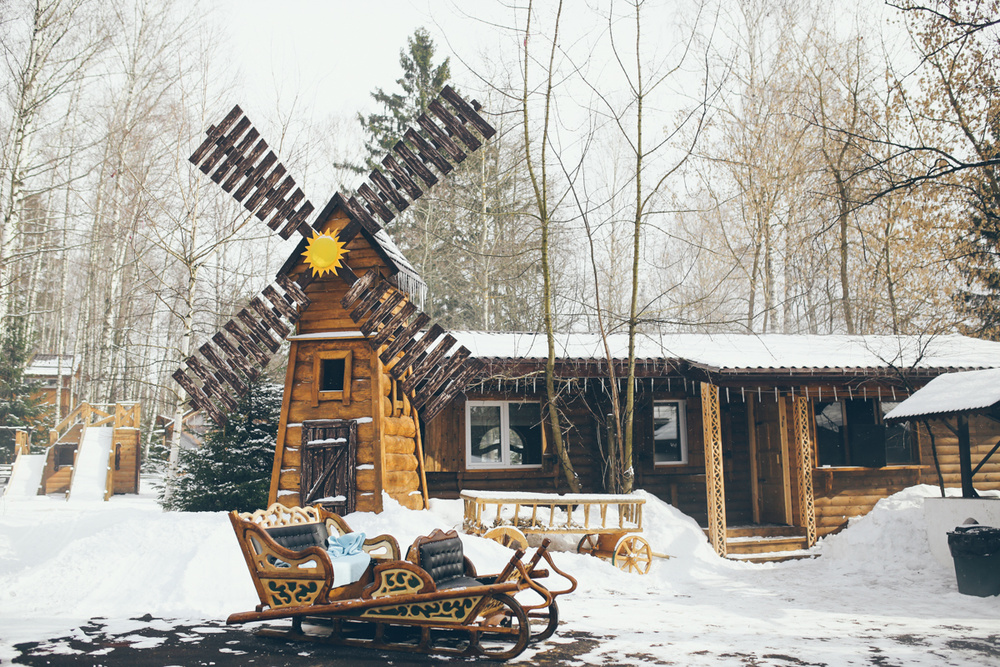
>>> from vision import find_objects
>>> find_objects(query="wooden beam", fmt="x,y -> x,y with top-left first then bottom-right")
440,85 -> 497,139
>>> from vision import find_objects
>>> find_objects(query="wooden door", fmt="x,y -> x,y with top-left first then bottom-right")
753,398 -> 791,525
300,419 -> 357,515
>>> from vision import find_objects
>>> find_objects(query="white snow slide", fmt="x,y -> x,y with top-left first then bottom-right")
68,427 -> 114,502
3,453 -> 46,497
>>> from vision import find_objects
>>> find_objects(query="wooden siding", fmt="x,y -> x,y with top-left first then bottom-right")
111,429 -> 140,494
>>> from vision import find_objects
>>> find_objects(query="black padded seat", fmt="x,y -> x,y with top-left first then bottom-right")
418,535 -> 480,589
266,522 -> 329,552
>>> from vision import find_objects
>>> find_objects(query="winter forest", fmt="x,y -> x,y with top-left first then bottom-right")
1,0 -> 998,430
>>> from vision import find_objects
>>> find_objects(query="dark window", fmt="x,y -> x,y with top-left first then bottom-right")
466,402 -> 543,468
815,398 -> 916,467
320,358 -> 346,392
653,401 -> 687,464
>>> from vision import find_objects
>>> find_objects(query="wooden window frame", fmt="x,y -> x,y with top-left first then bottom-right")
312,350 -> 352,407
653,399 -> 689,466
465,400 -> 544,470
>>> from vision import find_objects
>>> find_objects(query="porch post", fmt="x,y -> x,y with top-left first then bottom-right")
701,382 -> 727,557
792,396 -> 817,548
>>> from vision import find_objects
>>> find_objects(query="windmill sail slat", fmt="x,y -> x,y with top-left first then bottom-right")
400,335 -> 459,395
343,196 -> 382,235
277,200 -> 314,240
258,175 -> 296,224
212,331 -> 259,380
190,104 -> 243,163
357,183 -> 395,223
440,85 -> 497,139
368,169 -> 409,213
232,150 -> 278,200
421,360 -> 483,421
404,128 -> 452,175
220,135 -> 267,191
275,273 -> 310,308
349,284 -> 391,322
393,323 -> 444,373
416,113 -> 466,163
379,312 -> 430,365
224,320 -> 271,365
393,140 -> 438,187
186,356 -> 239,412
341,269 -> 380,307
370,301 -> 417,349
428,99 -> 481,151
199,343 -> 248,395
359,291 -> 405,337
381,154 -> 422,200
172,369 -> 226,425
206,120 -> 254,181
245,163 -> 287,212
237,309 -> 280,354
411,349 -> 472,410
249,296 -> 290,338
263,285 -> 299,322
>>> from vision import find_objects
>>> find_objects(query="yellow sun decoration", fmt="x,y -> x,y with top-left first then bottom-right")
302,230 -> 349,277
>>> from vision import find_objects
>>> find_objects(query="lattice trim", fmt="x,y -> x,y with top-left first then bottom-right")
701,383 -> 727,557
793,397 -> 817,547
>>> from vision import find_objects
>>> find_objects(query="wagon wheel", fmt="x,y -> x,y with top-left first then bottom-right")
527,600 -> 559,642
483,526 -> 529,551
612,535 -> 653,575
576,533 -> 599,556
472,593 -> 530,659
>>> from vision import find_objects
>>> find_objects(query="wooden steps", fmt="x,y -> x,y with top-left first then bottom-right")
709,525 -> 818,564
45,466 -> 73,494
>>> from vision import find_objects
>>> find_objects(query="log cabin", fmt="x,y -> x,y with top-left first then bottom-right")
264,197 -> 1000,561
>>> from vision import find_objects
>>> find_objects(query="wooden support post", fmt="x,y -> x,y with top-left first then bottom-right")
793,397 -> 817,548
411,403 -> 429,510
956,414 -> 977,498
701,382 -> 727,557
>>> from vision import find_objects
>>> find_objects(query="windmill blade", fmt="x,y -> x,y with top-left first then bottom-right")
339,86 -> 497,246
341,270 -> 482,424
189,105 -> 315,241
172,278 -> 311,425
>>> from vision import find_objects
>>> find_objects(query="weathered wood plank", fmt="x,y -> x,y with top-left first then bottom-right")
277,197 -> 314,241
370,301 -> 417,349
359,291 -> 405,337
410,347 -> 471,407
172,369 -> 225,425
262,285 -> 298,322
245,163 -> 287,212
268,187 -> 305,232
256,174 -> 295,224
416,113 -> 466,163
341,269 -> 380,309
249,296 -> 290,338
276,272 -> 311,308
357,182 -> 394,223
404,128 -> 453,175
189,104 -> 243,164
342,196 -> 383,236
400,333 -> 457,394
428,99 -> 481,151
237,309 -> 280,353
232,149 -> 277,200
440,85 -> 497,139
208,121 -> 255,183
393,140 -> 438,187
199,343 -> 248,395
212,331 -> 260,380
369,168 -> 409,213
379,312 -> 430,365
380,154 -> 422,200
394,323 -> 444,374
223,320 -> 271,365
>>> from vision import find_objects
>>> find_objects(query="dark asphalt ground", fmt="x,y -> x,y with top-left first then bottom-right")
8,617 -> 607,667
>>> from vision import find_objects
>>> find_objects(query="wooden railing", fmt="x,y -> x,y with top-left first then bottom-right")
14,430 -> 30,455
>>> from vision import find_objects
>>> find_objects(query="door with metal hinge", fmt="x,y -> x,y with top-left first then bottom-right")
300,419 -> 357,515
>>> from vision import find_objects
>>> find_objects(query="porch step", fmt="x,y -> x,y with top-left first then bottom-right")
728,549 -> 818,564
45,466 -> 73,494
726,535 -> 809,555
725,525 -> 806,539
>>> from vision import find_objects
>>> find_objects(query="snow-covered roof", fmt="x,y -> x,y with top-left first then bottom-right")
24,354 -> 80,377
448,332 -> 1000,373
884,368 -> 1000,421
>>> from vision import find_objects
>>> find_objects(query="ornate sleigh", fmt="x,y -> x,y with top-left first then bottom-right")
227,504 -> 576,660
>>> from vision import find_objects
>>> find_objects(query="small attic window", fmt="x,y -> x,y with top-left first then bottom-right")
320,359 -> 345,392
312,350 -> 352,407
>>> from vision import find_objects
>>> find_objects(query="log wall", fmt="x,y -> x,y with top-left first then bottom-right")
111,428 -> 140,494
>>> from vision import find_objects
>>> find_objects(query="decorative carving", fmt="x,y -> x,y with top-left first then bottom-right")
701,383 -> 727,557
793,397 -> 818,548
361,596 -> 480,623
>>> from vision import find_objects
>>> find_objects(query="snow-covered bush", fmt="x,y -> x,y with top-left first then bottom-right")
160,382 -> 281,512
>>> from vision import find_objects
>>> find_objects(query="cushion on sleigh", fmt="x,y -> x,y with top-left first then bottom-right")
265,523 -> 371,586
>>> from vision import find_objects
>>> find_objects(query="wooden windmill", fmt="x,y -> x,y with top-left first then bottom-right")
175,86 -> 495,513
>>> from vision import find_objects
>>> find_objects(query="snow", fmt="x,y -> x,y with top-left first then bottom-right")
3,454 -> 45,498
1,482 -> 998,665
447,331 -> 1000,373
67,428 -> 113,502
885,368 -> 1000,420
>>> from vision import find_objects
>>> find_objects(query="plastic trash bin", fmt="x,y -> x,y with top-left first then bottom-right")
947,524 -> 1000,597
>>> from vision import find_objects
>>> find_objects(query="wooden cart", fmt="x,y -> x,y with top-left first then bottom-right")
461,491 -> 655,575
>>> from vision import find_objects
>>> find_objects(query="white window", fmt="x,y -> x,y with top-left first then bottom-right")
653,400 -> 687,465
466,401 -> 543,469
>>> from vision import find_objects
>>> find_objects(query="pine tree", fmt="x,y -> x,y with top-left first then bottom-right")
956,120 -> 1000,339
358,27 -> 451,170
160,382 -> 281,512
0,314 -> 50,461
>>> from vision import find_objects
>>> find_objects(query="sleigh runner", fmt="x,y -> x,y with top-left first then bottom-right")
227,503 -> 576,659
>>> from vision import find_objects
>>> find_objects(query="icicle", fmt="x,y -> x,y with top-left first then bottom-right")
863,387 -> 867,400
819,386 -> 823,401
834,387 -> 838,401
791,386 -> 795,399
758,387 -> 762,401
584,377 -> 587,392
533,377 -> 536,393
891,386 -> 896,400
726,387 -> 730,403
774,387 -> 779,401
741,386 -> 746,402
849,386 -> 854,399
668,378 -> 672,392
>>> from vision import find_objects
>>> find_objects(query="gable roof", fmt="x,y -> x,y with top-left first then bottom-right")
278,192 -> 426,305
448,331 -> 1000,375
25,354 -> 80,377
